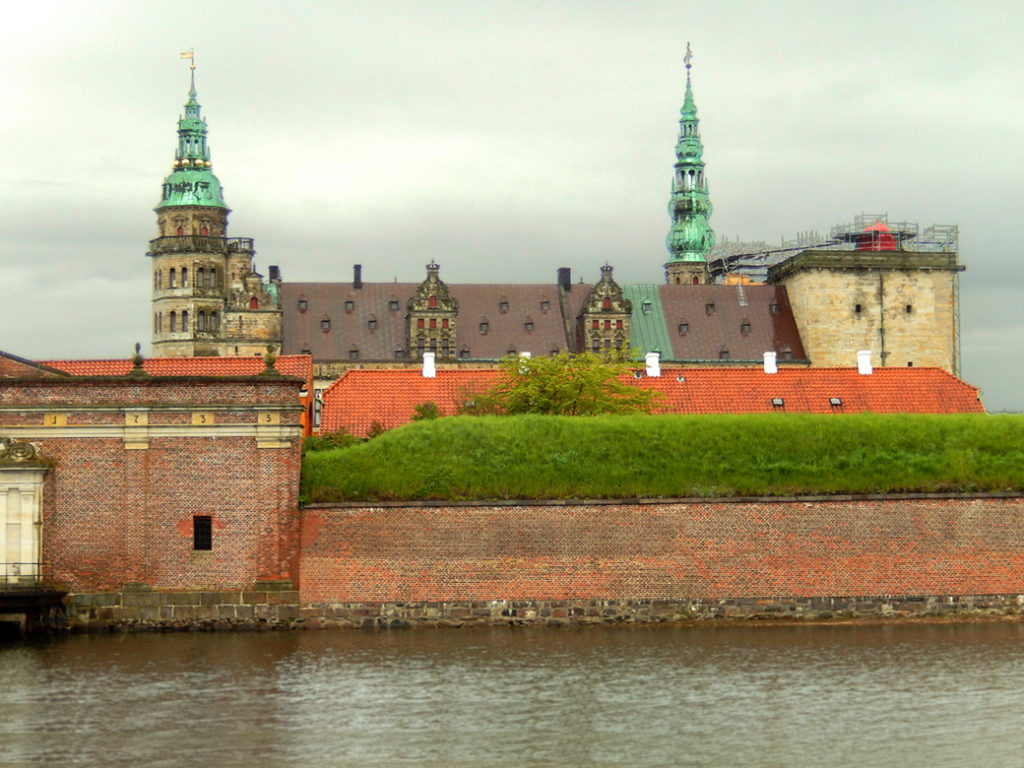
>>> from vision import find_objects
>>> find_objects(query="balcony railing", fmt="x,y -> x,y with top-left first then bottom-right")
147,236 -> 255,256
0,562 -> 53,588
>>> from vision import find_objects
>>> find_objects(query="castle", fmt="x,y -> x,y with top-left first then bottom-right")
146,51 -> 965,394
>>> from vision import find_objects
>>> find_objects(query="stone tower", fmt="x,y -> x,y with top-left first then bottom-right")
664,43 -> 714,286
148,62 -> 282,357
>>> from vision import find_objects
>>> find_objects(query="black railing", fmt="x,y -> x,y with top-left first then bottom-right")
0,563 -> 53,588
147,236 -> 255,256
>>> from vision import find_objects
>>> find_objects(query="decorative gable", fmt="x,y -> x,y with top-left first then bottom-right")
407,262 -> 460,359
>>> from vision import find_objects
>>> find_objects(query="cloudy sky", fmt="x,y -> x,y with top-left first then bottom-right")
2,1 -> 1022,410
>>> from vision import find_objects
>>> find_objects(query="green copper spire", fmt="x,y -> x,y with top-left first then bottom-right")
156,57 -> 228,210
666,43 -> 714,264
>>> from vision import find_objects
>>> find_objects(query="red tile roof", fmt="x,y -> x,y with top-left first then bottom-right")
41,355 -> 313,388
320,365 -> 984,437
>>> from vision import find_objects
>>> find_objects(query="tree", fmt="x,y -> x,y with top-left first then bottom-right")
464,350 -> 664,416
411,401 -> 441,421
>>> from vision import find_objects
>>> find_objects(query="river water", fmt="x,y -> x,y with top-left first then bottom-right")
1,622 -> 1021,768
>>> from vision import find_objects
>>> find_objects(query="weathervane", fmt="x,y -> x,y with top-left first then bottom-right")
684,42 -> 692,71
180,48 -> 195,70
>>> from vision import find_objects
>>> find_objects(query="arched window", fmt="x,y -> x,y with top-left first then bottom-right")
200,225 -> 209,237
210,312 -> 218,332
249,297 -> 259,310
198,311 -> 206,332
181,311 -> 189,331
602,297 -> 611,310
197,268 -> 205,288
209,268 -> 217,289
170,311 -> 177,332
692,276 -> 699,285
176,226 -> 184,236
169,268 -> 177,288
428,295 -> 437,308
181,268 -> 188,287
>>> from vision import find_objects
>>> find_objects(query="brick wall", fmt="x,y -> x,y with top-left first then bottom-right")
0,376 -> 304,592
299,496 -> 1024,604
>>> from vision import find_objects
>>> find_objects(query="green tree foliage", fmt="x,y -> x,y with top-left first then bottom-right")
464,350 -> 664,416
302,429 -> 359,452
411,401 -> 441,421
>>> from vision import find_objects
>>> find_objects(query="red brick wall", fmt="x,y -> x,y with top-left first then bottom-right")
299,496 -> 1024,603
1,377 -> 303,591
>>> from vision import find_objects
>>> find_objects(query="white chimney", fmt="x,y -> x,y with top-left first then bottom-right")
422,351 -> 436,378
518,351 -> 531,372
763,351 -> 777,374
645,352 -> 661,377
857,350 -> 873,375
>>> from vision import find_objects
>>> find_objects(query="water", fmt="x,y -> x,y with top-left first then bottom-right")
1,623 -> 1021,768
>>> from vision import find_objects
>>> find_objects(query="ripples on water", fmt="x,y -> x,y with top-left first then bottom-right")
1,623 -> 1021,767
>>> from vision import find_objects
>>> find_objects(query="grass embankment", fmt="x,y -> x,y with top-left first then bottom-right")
300,414 -> 1024,503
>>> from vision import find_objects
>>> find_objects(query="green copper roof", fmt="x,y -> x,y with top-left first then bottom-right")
666,43 -> 714,264
155,69 -> 228,210
622,284 -> 672,358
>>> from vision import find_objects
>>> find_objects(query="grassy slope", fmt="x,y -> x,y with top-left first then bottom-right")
301,414 -> 1024,503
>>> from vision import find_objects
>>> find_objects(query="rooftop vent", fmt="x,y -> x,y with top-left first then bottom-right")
645,352 -> 661,378
829,397 -> 843,407
771,397 -> 785,409
422,351 -> 436,378
763,351 -> 777,375
857,350 -> 873,375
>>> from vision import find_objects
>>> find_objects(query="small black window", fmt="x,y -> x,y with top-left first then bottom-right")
344,300 -> 355,311
771,397 -> 784,409
678,322 -> 689,335
540,300 -> 550,312
367,318 -> 377,330
719,349 -> 729,360
524,322 -> 534,332
349,349 -> 359,360
298,299 -> 308,312
499,301 -> 509,313
706,302 -> 716,315
479,322 -> 489,333
300,348 -> 311,355
905,304 -> 913,314
855,304 -> 862,314
769,302 -> 780,314
389,300 -> 400,311
740,321 -> 751,334
193,516 -> 212,551
459,347 -> 470,359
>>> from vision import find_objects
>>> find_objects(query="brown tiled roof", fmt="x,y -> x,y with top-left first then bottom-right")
320,366 -> 984,436
658,284 -> 805,361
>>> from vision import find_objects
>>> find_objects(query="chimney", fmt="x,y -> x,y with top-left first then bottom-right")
518,351 -> 532,373
557,267 -> 571,292
645,352 -> 661,377
422,352 -> 436,378
857,350 -> 873,375
268,265 -> 281,283
353,264 -> 363,290
763,351 -> 777,374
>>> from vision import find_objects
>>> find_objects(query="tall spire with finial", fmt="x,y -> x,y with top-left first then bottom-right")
664,43 -> 714,285
155,50 -> 228,210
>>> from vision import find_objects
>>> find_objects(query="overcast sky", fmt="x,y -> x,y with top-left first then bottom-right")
2,1 -> 1021,410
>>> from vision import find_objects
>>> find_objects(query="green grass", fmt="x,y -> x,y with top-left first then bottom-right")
300,413 -> 1024,503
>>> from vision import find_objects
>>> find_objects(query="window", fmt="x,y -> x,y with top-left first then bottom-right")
641,301 -> 652,313
349,349 -> 359,360
169,268 -> 177,288
525,321 -> 534,332
499,300 -> 509,313
540,300 -> 550,312
209,311 -> 218,332
249,297 -> 259,310
718,348 -> 729,360
193,516 -> 212,551
367,318 -> 377,330
429,318 -> 437,329
678,322 -> 689,335
197,267 -> 205,287
153,314 -> 159,333
459,347 -> 470,359
771,397 -> 785,410
181,268 -> 188,288
181,310 -> 189,331
592,320 -> 599,330
321,317 -> 330,331
209,268 -> 217,289
782,346 -> 793,361
344,300 -> 355,311
603,320 -> 611,330
394,347 -> 404,359
197,311 -> 206,332
705,302 -> 716,315
829,397 -> 843,408
615,320 -> 623,330
417,318 -> 425,329
441,341 -> 449,357
740,321 -> 751,335
602,297 -> 611,310
170,311 -> 178,332
298,299 -> 308,312
855,304 -> 862,314
905,304 -> 913,314
389,299 -> 400,311
769,302 -> 780,314
479,321 -> 489,333
442,319 -> 449,329
300,348 -> 311,355
428,295 -> 437,308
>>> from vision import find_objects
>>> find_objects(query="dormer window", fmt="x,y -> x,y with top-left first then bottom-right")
394,346 -> 404,359
367,317 -> 377,330
718,348 -> 729,360
678,322 -> 689,335
459,346 -> 470,359
740,321 -> 751,335
388,299 -> 399,311
769,302 -> 780,314
540,300 -> 550,312
298,299 -> 308,312
348,348 -> 359,360
641,301 -> 652,314
771,397 -> 785,409
344,300 -> 355,312
479,321 -> 489,334
524,321 -> 534,332
320,317 -> 330,332
499,300 -> 509,313
706,302 -> 716,315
